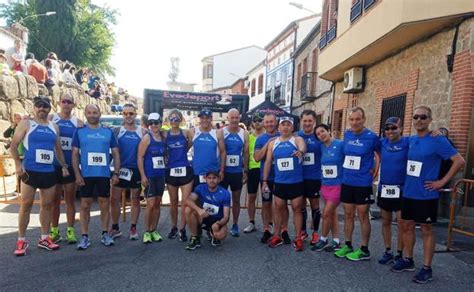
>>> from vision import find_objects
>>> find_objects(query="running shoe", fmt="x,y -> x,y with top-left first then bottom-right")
206,230 -> 213,241
334,245 -> 353,258
151,231 -> 163,242
129,226 -> 139,240
109,229 -> 122,239
14,239 -> 29,256
346,248 -> 371,261
230,224 -> 240,237
38,237 -> 60,251
300,231 -> 308,241
310,232 -> 319,246
243,222 -> 256,233
168,227 -> 178,239
281,231 -> 291,244
101,233 -> 114,246
378,251 -> 394,265
66,228 -> 77,244
393,253 -> 403,263
179,228 -> 188,242
413,267 -> 433,284
143,232 -> 152,244
311,239 -> 329,251
50,231 -> 62,244
268,235 -> 283,248
327,240 -> 341,252
211,236 -> 221,247
391,258 -> 415,273
293,238 -> 304,251
260,230 -> 272,243
77,236 -> 91,250
186,236 -> 201,250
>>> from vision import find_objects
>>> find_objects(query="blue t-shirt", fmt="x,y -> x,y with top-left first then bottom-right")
192,129 -> 219,176
23,120 -> 57,173
320,139 -> 344,186
223,127 -> 245,173
272,137 -> 303,184
342,128 -> 381,187
403,135 -> 457,200
166,130 -> 190,168
379,137 -> 409,192
144,134 -> 166,178
52,114 -> 78,166
297,130 -> 322,180
255,132 -> 280,181
116,126 -> 142,169
194,184 -> 231,220
72,126 -> 118,178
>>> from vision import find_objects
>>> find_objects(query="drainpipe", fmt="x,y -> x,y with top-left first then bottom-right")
328,81 -> 336,126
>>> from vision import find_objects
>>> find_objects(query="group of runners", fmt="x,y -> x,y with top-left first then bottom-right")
10,93 -> 464,284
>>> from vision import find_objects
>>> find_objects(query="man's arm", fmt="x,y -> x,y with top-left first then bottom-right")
217,129 -> 226,176
243,130 -> 249,173
253,142 -> 267,162
111,147 -> 121,185
425,154 -> 465,191
217,206 -> 231,226
262,140 -> 274,182
10,120 -> 28,175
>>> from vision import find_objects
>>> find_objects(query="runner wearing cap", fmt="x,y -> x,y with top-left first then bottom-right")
110,104 -> 147,240
190,108 -> 226,189
164,109 -> 194,242
72,104 -> 120,250
297,110 -> 322,245
137,113 -> 166,243
376,117 -> 408,265
11,96 -> 69,255
392,105 -> 464,284
49,93 -> 84,244
243,112 -> 265,234
335,107 -> 381,261
263,116 -> 306,251
312,124 -> 343,251
185,170 -> 231,250
220,108 -> 249,237
254,113 -> 280,243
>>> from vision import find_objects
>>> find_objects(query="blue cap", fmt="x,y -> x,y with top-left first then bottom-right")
385,117 -> 401,126
198,108 -> 212,117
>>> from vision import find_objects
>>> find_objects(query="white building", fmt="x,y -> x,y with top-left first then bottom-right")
245,60 -> 266,110
202,45 -> 266,92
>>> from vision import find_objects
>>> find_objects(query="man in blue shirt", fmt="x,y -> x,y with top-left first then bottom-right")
72,104 -> 121,250
392,105 -> 464,284
185,170 -> 231,250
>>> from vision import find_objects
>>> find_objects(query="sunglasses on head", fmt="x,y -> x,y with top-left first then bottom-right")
123,112 -> 136,117
413,114 -> 429,120
34,102 -> 50,109
61,99 -> 73,105
384,125 -> 398,131
148,120 -> 161,126
169,117 -> 181,122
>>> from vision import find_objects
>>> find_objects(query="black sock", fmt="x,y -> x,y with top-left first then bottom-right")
102,231 -> 107,235
82,234 -> 88,238
361,245 -> 369,253
406,257 -> 413,262
131,224 -> 137,228
269,222 -> 273,227
311,208 -> 321,232
397,250 -> 403,256
112,224 -> 119,231
386,247 -> 392,252
302,208 -> 307,232
250,220 -> 255,225
345,241 -> 352,248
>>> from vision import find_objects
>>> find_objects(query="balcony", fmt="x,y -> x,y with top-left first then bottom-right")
265,89 -> 272,100
274,85 -> 285,105
318,0 -> 474,81
300,72 -> 317,101
327,25 -> 337,43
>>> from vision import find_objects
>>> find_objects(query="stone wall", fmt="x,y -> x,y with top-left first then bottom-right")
0,74 -> 111,154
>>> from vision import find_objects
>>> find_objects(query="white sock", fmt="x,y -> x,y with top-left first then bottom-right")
320,236 -> 328,242
41,234 -> 49,240
18,237 -> 26,241
333,238 -> 340,244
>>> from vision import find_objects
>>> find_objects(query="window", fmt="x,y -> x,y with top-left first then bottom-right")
303,57 -> 308,75
206,64 -> 213,78
250,79 -> 256,97
332,110 -> 343,139
257,74 -> 264,94
296,63 -> 302,91
379,94 -> 406,136
316,114 -> 323,125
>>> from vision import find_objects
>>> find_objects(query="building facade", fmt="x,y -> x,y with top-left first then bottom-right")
246,60 -> 266,110
265,15 -> 320,112
318,0 -> 474,178
292,21 -> 332,123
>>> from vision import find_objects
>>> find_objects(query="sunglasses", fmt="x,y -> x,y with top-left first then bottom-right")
61,99 -> 73,105
34,102 -> 51,109
252,118 -> 263,123
169,117 -> 181,122
384,125 -> 398,131
148,120 -> 161,126
413,114 -> 429,120
123,112 -> 136,117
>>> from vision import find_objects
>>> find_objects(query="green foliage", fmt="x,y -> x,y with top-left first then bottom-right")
0,0 -> 118,75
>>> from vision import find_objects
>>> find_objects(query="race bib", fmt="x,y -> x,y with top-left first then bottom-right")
226,155 -> 240,167
203,202 -> 219,216
87,152 -> 107,166
119,168 -> 132,181
152,156 -> 165,169
322,165 -> 338,178
170,166 -> 186,177
60,137 -> 72,151
199,175 -> 206,183
277,158 -> 294,171
406,160 -> 422,177
381,185 -> 400,199
343,155 -> 361,170
35,149 -> 54,164
302,153 -> 315,166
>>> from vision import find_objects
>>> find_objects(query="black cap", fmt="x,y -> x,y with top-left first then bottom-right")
198,108 -> 212,117
205,170 -> 219,177
33,96 -> 51,107
385,117 -> 401,126
252,112 -> 264,122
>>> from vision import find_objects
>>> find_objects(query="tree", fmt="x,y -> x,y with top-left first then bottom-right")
0,0 -> 118,75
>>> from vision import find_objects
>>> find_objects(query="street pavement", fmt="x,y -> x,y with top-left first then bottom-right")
0,194 -> 473,291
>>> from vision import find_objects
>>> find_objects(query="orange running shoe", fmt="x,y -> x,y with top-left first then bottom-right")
268,235 -> 283,248
310,232 -> 319,246
38,237 -> 60,251
14,239 -> 29,256
293,238 -> 304,251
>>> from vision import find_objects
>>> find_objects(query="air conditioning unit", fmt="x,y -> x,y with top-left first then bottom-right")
343,67 -> 364,93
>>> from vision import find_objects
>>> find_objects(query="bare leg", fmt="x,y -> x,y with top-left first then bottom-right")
331,207 -> 340,239
356,204 -> 371,246
395,211 -> 403,252
247,193 -> 257,222
179,182 -> 193,229
212,223 -> 228,241
63,182 -> 77,227
185,207 -> 201,237
51,184 -> 62,228
39,185 -> 57,236
110,186 -> 122,226
151,197 -> 162,231
381,209 -> 392,249
421,224 -> 435,266
322,201 -> 338,237
130,188 -> 141,225
343,203 -> 356,242
98,197 -> 110,232
273,197 -> 286,235
290,196 -> 304,236
262,201 -> 272,229
231,189 -> 242,224
18,182 -> 36,238
145,197 -> 155,231
168,185 -> 179,228
402,219 -> 416,258
80,198 -> 93,235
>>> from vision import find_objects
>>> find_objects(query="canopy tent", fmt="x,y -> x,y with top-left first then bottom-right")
244,100 -> 300,130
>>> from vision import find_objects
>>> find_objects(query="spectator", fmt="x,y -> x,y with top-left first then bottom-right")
24,52 -> 35,70
11,54 -> 24,74
62,63 -> 79,86
44,59 -> 61,88
5,39 -> 23,68
0,53 -> 11,76
90,80 -> 103,99
27,55 -> 48,84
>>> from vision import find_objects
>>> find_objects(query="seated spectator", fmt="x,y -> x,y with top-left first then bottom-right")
62,62 -> 80,87
24,52 -> 35,70
0,53 -> 11,76
44,58 -> 61,88
5,39 -> 23,68
27,55 -> 48,84
90,80 -> 103,99
11,54 -> 24,74
45,52 -> 61,72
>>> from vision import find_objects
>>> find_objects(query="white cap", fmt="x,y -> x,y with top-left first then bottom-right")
148,113 -> 161,121
279,116 -> 294,124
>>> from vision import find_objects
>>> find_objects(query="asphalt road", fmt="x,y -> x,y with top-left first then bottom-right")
0,201 -> 473,291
